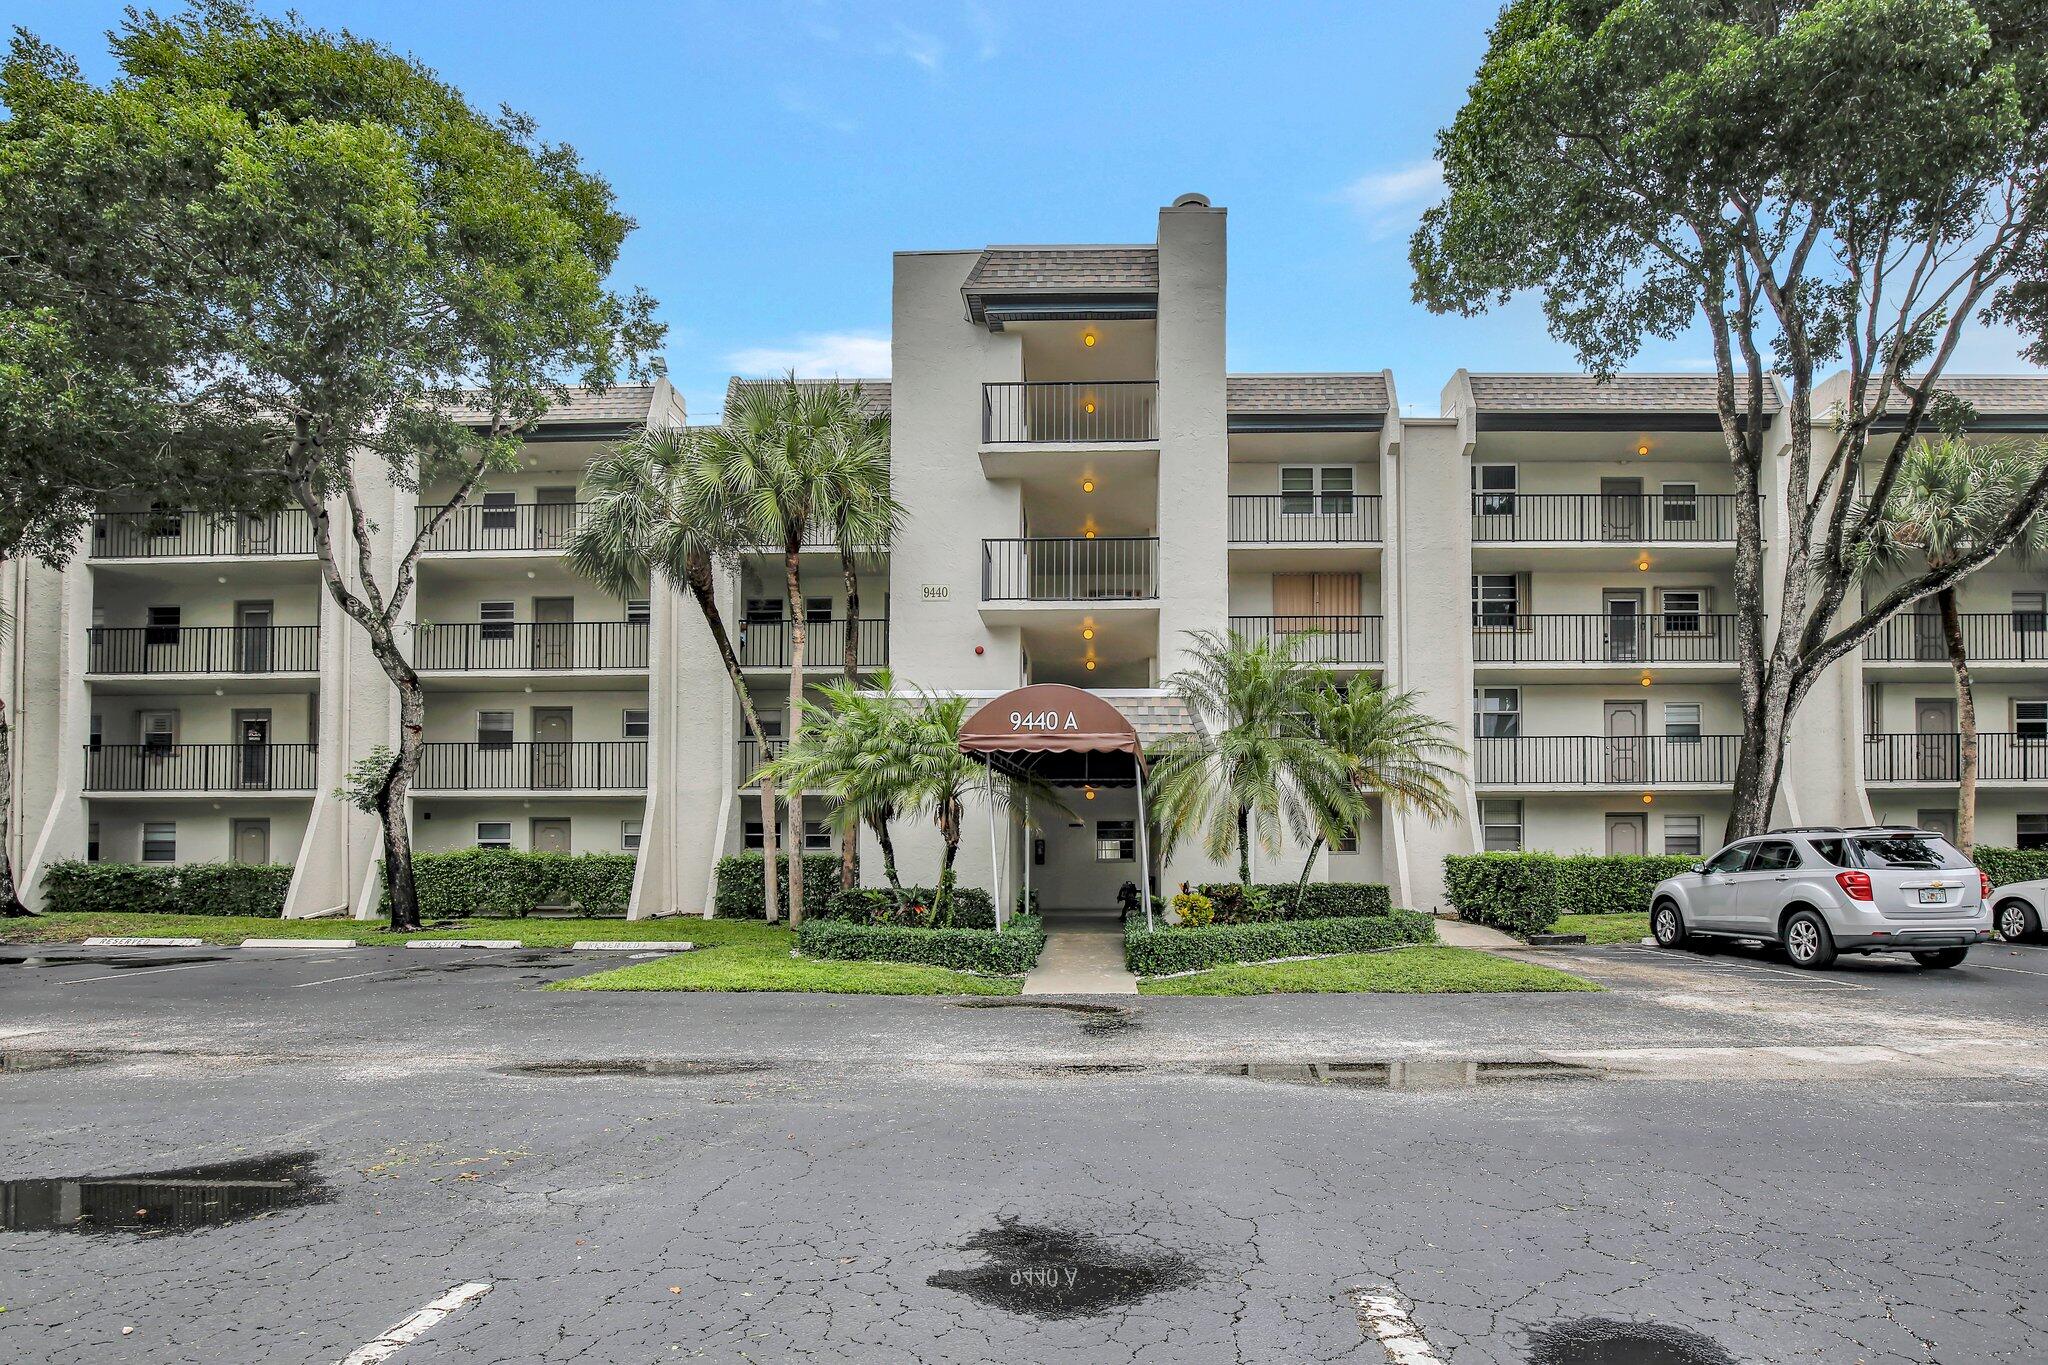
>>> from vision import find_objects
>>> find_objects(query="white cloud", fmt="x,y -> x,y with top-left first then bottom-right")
1338,160 -> 1445,239
963,1 -> 1002,61
726,332 -> 892,378
881,23 -> 944,72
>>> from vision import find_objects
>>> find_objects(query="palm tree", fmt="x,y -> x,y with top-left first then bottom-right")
1293,677 -> 1464,906
1855,437 -> 2048,853
757,670 -> 915,894
1146,629 -> 1344,884
567,426 -> 786,919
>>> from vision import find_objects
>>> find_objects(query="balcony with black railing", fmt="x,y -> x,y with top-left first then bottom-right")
1863,732 -> 2048,784
92,509 -> 315,559
1227,494 -> 1382,544
1472,613 -> 1740,665
87,625 -> 321,676
1474,734 -> 1743,787
982,381 -> 1159,444
1471,493 -> 1749,543
416,501 -> 591,554
1228,615 -> 1383,666
736,618 -> 888,670
85,743 -> 318,793
1862,612 -> 2048,664
982,537 -> 1159,602
735,736 -> 789,786
412,740 -> 648,792
414,621 -> 649,673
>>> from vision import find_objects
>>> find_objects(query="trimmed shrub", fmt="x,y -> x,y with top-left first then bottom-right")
1195,881 -> 1394,922
797,914 -> 1045,975
41,861 -> 293,917
821,885 -> 996,928
1196,882 -> 1281,924
1977,845 -> 2048,889
1443,852 -> 1695,937
713,852 -> 848,918
392,849 -> 635,917
1171,890 -> 1214,926
1125,911 -> 1434,976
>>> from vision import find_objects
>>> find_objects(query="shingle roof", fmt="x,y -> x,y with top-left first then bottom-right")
962,246 -> 1160,294
1099,692 -> 1199,748
723,377 -> 891,417
1466,373 -> 1783,415
1227,374 -> 1389,416
1921,374 -> 2048,414
448,384 -> 670,430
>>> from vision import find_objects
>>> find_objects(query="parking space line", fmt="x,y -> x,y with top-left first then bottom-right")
1607,946 -> 1868,989
59,961 -> 226,985
1976,963 -> 2048,978
290,967 -> 412,989
1347,1285 -> 1445,1364
338,1281 -> 492,1365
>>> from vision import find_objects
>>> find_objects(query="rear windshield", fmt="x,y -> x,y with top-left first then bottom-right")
1845,834 -> 1971,870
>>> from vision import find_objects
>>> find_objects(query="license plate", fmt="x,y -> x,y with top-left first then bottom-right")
1918,888 -> 1946,904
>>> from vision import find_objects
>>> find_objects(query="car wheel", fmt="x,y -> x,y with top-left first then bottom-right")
1912,948 -> 1969,969
1783,910 -> 1837,970
1995,898 -> 2041,944
1651,900 -> 1686,949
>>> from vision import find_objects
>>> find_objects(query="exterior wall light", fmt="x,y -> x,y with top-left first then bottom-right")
1640,674 -> 1652,687
1641,792 -> 1654,805
1083,332 -> 1097,347
1084,786 -> 1097,800
1083,479 -> 1096,493
1082,627 -> 1094,640
1637,557 -> 1650,571
1085,659 -> 1096,671
1084,401 -> 1097,415
1084,529 -> 1096,539
1637,443 -> 1650,456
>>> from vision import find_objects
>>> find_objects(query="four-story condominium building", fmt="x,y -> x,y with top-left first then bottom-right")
5,193 -> 2045,916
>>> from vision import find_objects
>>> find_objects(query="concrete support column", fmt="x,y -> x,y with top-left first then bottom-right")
18,555 -> 92,908
1153,196 -> 1229,677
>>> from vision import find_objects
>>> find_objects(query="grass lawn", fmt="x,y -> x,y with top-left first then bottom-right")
1550,913 -> 1651,945
1137,945 -> 1599,996
0,912 -> 707,947
550,919 -> 1021,995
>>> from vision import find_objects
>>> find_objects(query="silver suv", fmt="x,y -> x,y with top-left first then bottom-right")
1650,826 -> 1992,969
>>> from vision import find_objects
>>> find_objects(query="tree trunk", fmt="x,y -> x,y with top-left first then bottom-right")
377,675 -> 426,932
759,779 -> 780,923
1236,805 -> 1251,885
681,555 -> 778,922
781,544 -> 807,926
837,546 -> 860,892
0,700 -> 33,916
936,800 -> 961,926
869,811 -> 903,892
1939,585 -> 1978,854
1726,665 -> 1796,843
1293,832 -> 1324,915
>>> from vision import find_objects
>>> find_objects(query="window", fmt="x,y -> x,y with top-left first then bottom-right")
1703,843 -> 1754,874
743,820 -> 764,851
1810,838 -> 1852,868
2011,590 -> 2045,635
1280,466 -> 1353,516
140,710 -> 177,750
479,600 -> 515,641
1333,824 -> 1359,854
476,821 -> 513,850
1749,841 -> 1802,872
625,599 -> 651,625
2018,699 -> 2048,742
145,605 -> 181,647
1474,688 -> 1521,739
620,820 -> 642,852
1317,466 -> 1354,515
146,502 -> 180,538
803,820 -> 832,853
805,597 -> 833,624
1851,833 -> 1969,870
89,714 -> 103,752
622,708 -> 650,739
2018,814 -> 2048,851
1663,703 -> 1702,743
477,710 -> 514,749
142,821 -> 176,862
479,490 -> 516,530
1479,800 -> 1522,852
1471,574 -> 1520,628
1280,467 -> 1314,515
1663,814 -> 1703,857
1095,820 -> 1136,862
87,822 -> 101,863
1661,482 -> 1699,523
744,598 -> 782,625
1473,464 -> 1518,516
1657,588 -> 1707,635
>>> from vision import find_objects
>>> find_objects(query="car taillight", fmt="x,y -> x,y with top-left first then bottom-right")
1980,871 -> 1993,901
1836,870 -> 1873,902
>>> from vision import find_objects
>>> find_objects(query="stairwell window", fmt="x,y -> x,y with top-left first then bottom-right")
479,600 -> 515,642
1663,703 -> 1702,743
620,820 -> 642,852
1661,482 -> 1699,523
1663,814 -> 1703,856
625,599 -> 651,625
478,710 -> 514,750
142,821 -> 176,862
476,821 -> 512,850
1480,800 -> 1523,852
743,820 -> 764,851
1096,820 -> 1136,862
1474,688 -> 1521,739
622,708 -> 650,739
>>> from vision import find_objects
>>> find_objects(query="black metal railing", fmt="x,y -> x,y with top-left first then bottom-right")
736,618 -> 888,670
1228,615 -> 1384,665
413,741 -> 648,791
1472,613 -> 1740,663
1227,494 -> 1383,543
91,509 -> 315,559
1862,612 -> 2048,663
1474,735 -> 1743,786
414,621 -> 649,672
1470,493 -> 1749,542
84,743 -> 318,792
86,625 -> 320,675
1863,732 -> 2048,783
982,381 -> 1159,444
416,501 -> 591,553
982,537 -> 1159,601
735,736 -> 790,785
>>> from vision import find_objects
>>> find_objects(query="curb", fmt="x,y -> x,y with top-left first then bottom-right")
240,938 -> 359,949
570,941 -> 693,952
82,936 -> 203,948
404,939 -> 523,950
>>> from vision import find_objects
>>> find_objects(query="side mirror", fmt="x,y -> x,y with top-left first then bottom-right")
1689,863 -> 1706,875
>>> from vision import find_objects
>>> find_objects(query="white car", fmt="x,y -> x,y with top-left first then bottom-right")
1989,878 -> 2046,943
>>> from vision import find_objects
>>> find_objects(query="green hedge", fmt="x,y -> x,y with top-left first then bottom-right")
388,849 -> 635,917
1443,853 -> 1696,937
821,886 -> 996,928
713,852 -> 849,918
41,861 -> 293,917
797,914 -> 1045,974
1125,911 -> 1434,976
1194,881 -> 1392,921
1977,846 -> 2048,889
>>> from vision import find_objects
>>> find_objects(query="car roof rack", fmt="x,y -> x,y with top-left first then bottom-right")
1764,826 -> 1844,835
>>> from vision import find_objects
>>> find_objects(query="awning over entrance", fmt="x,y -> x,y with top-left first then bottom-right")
959,684 -> 1145,786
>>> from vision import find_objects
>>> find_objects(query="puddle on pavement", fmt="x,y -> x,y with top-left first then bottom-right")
953,999 -> 1138,1036
496,1059 -> 776,1078
1527,1318 -> 1736,1365
0,1152 -> 327,1236
927,1216 -> 1198,1319
1011,1058 -> 1605,1089
0,952 -> 227,969
0,1051 -> 109,1075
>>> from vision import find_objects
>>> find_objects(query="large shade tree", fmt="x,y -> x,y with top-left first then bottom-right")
6,4 -> 661,929
1412,0 -> 2048,839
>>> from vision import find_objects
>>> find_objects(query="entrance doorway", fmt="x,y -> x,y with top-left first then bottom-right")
234,709 -> 271,787
235,601 -> 273,672
1603,590 -> 1643,662
1915,697 -> 1957,781
530,818 -> 572,854
1605,812 -> 1648,856
1604,700 -> 1647,783
231,818 -> 271,864
532,597 -> 574,669
531,708 -> 573,788
1600,477 -> 1644,540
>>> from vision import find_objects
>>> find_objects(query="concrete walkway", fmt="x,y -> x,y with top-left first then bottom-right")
1023,909 -> 1139,995
1431,914 -> 1523,951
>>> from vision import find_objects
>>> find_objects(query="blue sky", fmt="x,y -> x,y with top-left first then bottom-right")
13,0 -> 2037,420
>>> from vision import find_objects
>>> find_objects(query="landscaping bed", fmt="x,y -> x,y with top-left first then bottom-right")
797,914 -> 1045,975
0,913 -> 701,947
1137,945 -> 1601,996
1443,853 -> 1695,937
1550,913 -> 1651,945
1124,909 -> 1436,976
552,919 -> 1020,995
